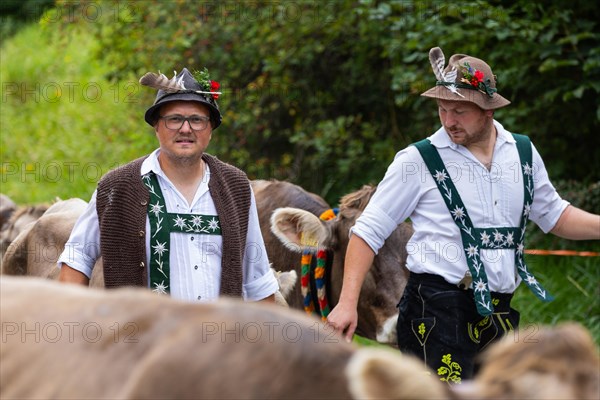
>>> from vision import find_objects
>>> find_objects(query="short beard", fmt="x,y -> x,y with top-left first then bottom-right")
458,117 -> 495,147
165,151 -> 203,167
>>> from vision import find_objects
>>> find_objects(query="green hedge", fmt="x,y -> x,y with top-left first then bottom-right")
2,0 -> 599,208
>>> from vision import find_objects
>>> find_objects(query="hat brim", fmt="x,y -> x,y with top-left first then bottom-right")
144,92 -> 222,129
421,86 -> 510,110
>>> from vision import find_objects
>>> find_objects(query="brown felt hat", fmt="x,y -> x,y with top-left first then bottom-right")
421,47 -> 510,110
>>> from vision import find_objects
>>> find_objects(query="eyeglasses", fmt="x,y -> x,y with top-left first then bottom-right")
159,115 -> 211,131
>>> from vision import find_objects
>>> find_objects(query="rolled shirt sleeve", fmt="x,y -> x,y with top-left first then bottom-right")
350,146 -> 423,254
57,190 -> 101,278
242,188 -> 279,301
529,143 -> 570,233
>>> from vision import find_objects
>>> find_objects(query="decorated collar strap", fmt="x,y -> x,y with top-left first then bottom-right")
413,134 -> 552,316
300,208 -> 338,321
142,172 -> 221,295
301,249 -> 330,321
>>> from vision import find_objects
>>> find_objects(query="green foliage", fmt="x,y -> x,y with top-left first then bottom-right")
0,0 -> 54,42
51,0 -> 596,205
3,0 -> 599,204
553,180 -> 600,215
526,181 -> 600,252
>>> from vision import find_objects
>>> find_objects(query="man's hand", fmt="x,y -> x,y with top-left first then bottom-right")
326,234 -> 375,343
326,302 -> 358,343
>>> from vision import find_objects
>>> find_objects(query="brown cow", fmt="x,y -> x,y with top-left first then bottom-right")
1,198 -> 104,286
0,276 -> 448,400
0,202 -> 49,263
0,193 -> 16,231
263,181 -> 413,345
453,323 -> 600,400
251,179 -> 331,309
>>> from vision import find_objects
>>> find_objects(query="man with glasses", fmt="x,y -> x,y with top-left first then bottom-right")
58,68 -> 279,303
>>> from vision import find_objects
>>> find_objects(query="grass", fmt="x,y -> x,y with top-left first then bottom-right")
1,23 -> 155,205
513,253 -> 599,344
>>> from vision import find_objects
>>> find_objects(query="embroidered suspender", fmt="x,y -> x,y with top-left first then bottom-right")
142,172 -> 222,295
413,134 -> 552,316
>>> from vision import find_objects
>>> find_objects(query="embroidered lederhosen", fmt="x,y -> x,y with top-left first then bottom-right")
142,172 -> 222,294
413,134 -> 553,316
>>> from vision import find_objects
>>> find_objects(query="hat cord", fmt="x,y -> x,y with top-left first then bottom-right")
436,81 -> 497,97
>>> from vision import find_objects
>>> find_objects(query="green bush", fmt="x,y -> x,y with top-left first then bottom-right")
554,180 -> 600,215
29,0 -> 597,205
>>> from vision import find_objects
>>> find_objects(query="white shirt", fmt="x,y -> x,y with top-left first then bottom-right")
351,120 -> 569,293
58,149 -> 278,302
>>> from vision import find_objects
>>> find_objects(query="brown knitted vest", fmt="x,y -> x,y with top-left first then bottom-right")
96,153 -> 250,297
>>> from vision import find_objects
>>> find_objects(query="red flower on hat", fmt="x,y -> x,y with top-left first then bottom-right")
210,81 -> 220,99
464,65 -> 484,87
459,62 -> 497,97
472,70 -> 484,86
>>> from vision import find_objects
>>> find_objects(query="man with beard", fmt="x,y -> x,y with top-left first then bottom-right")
58,68 -> 278,303
327,47 -> 600,382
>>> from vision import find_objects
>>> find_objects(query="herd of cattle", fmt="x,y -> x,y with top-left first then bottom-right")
1,183 -> 598,399
0,180 -> 413,344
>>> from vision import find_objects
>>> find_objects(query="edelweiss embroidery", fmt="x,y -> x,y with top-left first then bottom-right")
143,172 -> 223,296
170,214 -> 221,234
413,134 -> 553,316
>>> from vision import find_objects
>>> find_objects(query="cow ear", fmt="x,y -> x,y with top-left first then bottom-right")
270,207 -> 329,253
346,348 -> 450,400
274,269 -> 297,299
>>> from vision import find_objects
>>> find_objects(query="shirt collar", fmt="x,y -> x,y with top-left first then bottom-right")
428,119 -> 514,149
140,148 -> 162,176
139,149 -> 212,178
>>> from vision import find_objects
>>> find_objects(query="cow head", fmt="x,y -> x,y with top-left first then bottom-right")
270,185 -> 412,345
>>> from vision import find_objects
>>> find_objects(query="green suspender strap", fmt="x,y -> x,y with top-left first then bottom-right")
413,134 -> 552,316
512,134 -> 553,303
142,172 -> 222,295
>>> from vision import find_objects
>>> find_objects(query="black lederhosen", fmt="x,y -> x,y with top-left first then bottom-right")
396,272 -> 520,383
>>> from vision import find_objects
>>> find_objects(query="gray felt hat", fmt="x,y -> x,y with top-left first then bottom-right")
140,68 -> 222,129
